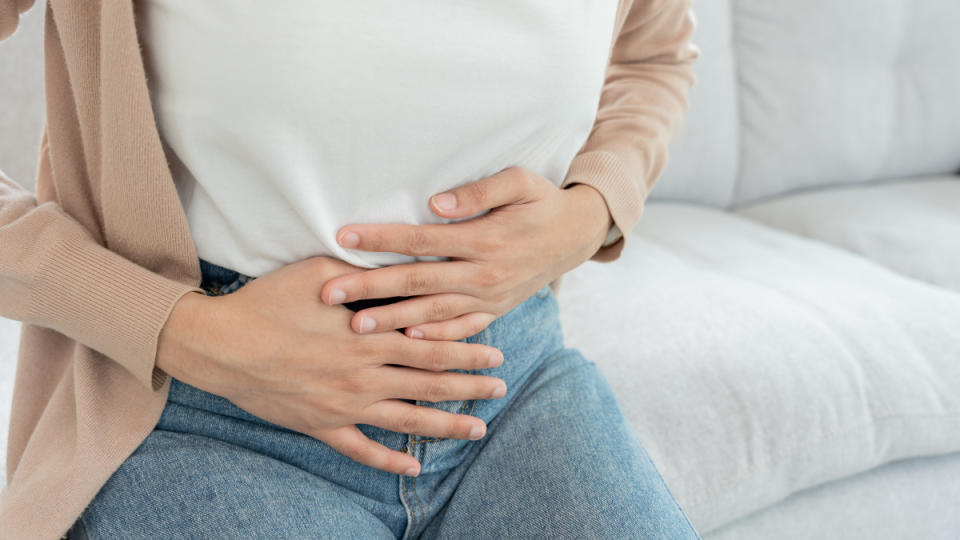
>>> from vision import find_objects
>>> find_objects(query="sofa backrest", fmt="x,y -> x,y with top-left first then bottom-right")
652,0 -> 960,208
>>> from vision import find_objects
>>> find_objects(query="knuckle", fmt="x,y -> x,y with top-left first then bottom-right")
336,370 -> 367,395
398,408 -> 424,433
467,181 -> 489,206
311,256 -> 333,275
425,344 -> 449,371
406,229 -> 431,254
475,319 -> 495,338
470,235 -> 494,253
492,292 -> 513,310
361,230 -> 384,250
352,279 -> 371,301
475,267 -> 505,288
423,377 -> 450,402
404,271 -> 432,295
518,168 -> 539,191
427,299 -> 451,320
351,338 -> 379,360
350,443 -> 375,464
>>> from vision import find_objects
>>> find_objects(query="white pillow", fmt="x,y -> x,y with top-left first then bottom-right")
735,175 -> 960,293
557,203 -> 960,532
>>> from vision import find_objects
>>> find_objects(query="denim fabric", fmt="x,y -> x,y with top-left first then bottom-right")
67,258 -> 702,539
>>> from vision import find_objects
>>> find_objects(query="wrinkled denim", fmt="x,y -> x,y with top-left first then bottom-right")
68,257 -> 702,539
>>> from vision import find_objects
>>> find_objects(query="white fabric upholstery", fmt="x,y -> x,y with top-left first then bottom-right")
557,202 -> 960,532
732,1 -> 960,204
735,175 -> 960,292
649,0 -> 739,208
704,451 -> 960,539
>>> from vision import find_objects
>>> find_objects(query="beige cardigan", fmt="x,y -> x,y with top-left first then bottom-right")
0,1 -> 698,538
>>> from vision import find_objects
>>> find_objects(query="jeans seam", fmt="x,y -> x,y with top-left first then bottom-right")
411,438 -> 445,445
401,475 -> 416,532
411,444 -> 426,529
399,438 -> 418,539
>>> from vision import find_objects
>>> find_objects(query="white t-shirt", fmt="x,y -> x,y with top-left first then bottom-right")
135,1 -> 619,277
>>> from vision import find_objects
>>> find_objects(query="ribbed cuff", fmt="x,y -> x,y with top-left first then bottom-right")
25,234 -> 205,392
561,150 -> 647,262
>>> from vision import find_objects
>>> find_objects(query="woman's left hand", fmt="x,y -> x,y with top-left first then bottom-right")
320,166 -> 613,341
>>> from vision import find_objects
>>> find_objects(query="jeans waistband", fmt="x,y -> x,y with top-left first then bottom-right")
198,257 -> 408,311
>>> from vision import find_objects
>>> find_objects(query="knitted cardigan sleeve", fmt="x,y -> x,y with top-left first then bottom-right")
561,0 -> 699,262
1,0 -> 209,393
0,125 -> 207,392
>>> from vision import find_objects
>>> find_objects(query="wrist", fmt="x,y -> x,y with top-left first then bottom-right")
156,290 -> 212,382
564,183 -> 614,256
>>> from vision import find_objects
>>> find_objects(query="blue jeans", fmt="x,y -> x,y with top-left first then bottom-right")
68,258 -> 702,539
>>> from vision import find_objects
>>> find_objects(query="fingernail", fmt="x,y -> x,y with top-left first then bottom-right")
404,467 -> 420,477
432,193 -> 457,212
488,352 -> 501,367
489,383 -> 506,399
469,425 -> 485,440
409,328 -> 424,339
328,288 -> 346,304
339,231 -> 360,248
358,316 -> 376,333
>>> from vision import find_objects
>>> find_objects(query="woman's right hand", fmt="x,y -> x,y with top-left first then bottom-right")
156,255 -> 507,477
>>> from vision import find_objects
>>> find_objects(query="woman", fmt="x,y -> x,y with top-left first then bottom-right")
0,1 -> 699,538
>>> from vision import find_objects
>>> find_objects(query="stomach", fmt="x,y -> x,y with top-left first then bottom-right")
138,0 -> 619,277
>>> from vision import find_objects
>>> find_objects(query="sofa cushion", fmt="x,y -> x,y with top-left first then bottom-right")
648,0 -> 739,208
705,451 -> 960,540
732,0 -> 960,204
556,203 -> 960,532
734,175 -> 960,292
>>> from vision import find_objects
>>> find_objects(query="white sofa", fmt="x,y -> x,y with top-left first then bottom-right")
2,1 -> 960,538
556,1 -> 960,538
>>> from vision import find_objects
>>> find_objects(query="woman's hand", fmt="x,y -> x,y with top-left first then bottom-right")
320,166 -> 613,341
157,256 -> 507,477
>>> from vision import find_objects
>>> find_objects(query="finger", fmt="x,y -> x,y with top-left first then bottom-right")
316,424 -> 421,476
405,312 -> 498,341
321,260 -> 478,305
361,399 -> 489,441
350,293 -> 476,334
336,222 -> 477,258
383,337 -> 503,372
429,167 -> 543,219
374,366 -> 507,403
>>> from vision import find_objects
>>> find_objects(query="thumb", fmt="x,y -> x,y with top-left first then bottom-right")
429,167 -> 540,219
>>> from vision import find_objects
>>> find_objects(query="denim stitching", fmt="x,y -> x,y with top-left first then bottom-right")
411,475 -> 426,530
401,474 -> 416,531
411,444 -> 426,528
410,438 -> 446,445
465,393 -> 478,417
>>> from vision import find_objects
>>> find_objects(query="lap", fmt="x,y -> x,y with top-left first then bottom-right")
422,347 -> 702,540
69,344 -> 700,539
69,429 -> 394,539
